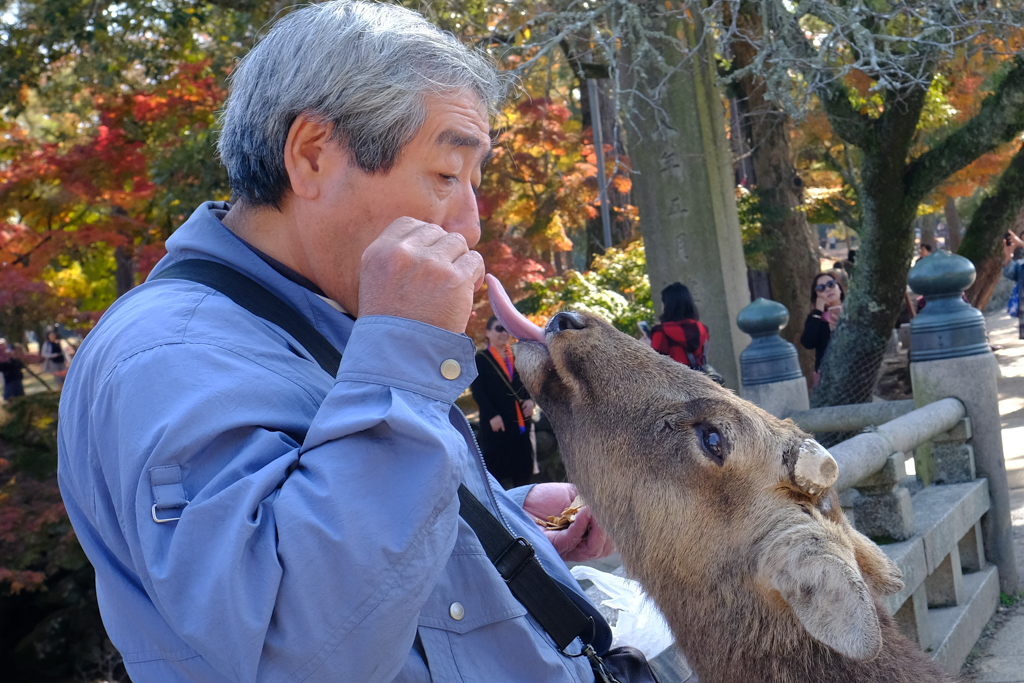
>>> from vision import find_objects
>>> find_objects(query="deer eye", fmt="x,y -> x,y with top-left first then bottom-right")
696,424 -> 725,466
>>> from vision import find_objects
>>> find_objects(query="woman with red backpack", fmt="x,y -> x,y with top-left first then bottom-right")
649,282 -> 711,370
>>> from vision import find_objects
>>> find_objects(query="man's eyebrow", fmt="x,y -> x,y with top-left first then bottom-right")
436,129 -> 486,150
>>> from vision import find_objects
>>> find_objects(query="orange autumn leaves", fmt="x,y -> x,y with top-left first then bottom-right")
472,96 -> 635,341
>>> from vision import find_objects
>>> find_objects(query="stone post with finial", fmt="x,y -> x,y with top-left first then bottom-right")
737,298 -> 809,418
908,250 -> 1019,595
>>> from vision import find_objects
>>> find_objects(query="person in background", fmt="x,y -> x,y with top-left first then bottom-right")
470,316 -> 536,488
41,329 -> 66,387
801,272 -> 845,380
650,282 -> 710,370
914,242 -> 934,268
1002,230 -> 1024,339
0,340 -> 25,400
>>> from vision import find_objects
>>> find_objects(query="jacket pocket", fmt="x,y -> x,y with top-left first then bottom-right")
413,543 -> 589,682
417,545 -> 527,634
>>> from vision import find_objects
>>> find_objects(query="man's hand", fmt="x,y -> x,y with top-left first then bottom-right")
358,217 -> 485,333
489,415 -> 505,432
523,483 -> 615,562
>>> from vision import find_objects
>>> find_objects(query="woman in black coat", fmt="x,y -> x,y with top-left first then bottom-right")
470,316 -> 536,488
801,272 -> 845,380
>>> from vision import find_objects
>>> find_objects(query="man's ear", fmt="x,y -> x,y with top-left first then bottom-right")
283,113 -> 339,201
758,522 -> 883,661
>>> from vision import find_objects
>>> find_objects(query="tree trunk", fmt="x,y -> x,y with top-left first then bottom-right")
945,197 -> 963,252
562,42 -> 635,266
114,243 -> 136,298
728,97 -> 756,188
961,147 -> 1024,310
582,78 -> 634,260
920,213 -> 937,251
812,88 -> 929,408
732,15 -> 821,384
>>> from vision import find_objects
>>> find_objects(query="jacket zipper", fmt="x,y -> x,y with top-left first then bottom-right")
453,406 -> 515,534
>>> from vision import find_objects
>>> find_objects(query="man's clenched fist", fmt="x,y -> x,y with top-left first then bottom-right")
358,217 -> 485,333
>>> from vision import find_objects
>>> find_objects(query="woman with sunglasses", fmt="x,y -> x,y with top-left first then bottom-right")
470,316 -> 537,488
801,272 -> 845,380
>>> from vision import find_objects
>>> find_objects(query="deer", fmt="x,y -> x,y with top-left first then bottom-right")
485,275 -> 956,683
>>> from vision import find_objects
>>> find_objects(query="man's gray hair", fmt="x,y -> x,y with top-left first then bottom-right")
218,0 -> 504,209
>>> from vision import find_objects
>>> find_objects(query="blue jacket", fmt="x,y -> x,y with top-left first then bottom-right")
1004,258 -> 1024,285
57,202 -> 606,682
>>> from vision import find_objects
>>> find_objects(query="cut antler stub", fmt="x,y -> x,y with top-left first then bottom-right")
793,440 -> 839,495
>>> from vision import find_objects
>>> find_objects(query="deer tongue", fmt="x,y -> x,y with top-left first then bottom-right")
485,274 -> 546,343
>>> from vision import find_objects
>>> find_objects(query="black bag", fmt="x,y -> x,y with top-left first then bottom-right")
684,350 -> 725,386
592,645 -> 662,683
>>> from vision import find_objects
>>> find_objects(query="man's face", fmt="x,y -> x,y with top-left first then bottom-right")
309,92 -> 491,310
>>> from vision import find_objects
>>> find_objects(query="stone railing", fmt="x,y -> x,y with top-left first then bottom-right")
788,399 -> 915,434
794,397 -> 993,672
735,251 -> 1019,674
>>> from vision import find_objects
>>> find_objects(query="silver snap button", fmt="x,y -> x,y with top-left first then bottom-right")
449,601 -> 465,621
440,359 -> 461,380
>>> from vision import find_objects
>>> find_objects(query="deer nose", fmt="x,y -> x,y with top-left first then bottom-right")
547,312 -> 586,334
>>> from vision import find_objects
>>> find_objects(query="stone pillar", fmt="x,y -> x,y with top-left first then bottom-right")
931,417 -> 976,485
853,452 -> 916,542
737,298 -> 808,418
630,13 -> 749,391
908,251 -> 1019,594
894,584 -> 933,649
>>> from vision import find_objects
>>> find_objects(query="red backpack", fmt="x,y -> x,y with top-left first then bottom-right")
650,319 -> 709,369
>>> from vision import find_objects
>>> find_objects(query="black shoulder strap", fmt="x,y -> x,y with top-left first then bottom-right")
151,259 -> 342,376
155,261 -> 594,652
456,484 -> 595,652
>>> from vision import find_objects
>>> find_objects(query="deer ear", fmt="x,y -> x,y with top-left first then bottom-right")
760,528 -> 883,660
848,527 -> 904,597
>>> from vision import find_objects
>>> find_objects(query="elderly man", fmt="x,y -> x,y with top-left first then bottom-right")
57,2 -> 617,681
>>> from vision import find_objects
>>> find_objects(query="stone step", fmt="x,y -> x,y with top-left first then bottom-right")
878,480 -> 990,616
912,480 -> 990,573
930,565 -> 1000,674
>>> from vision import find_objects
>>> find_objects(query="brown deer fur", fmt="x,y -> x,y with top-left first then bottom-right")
514,312 -> 956,683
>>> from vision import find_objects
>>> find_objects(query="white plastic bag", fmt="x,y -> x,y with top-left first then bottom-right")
570,565 -> 674,659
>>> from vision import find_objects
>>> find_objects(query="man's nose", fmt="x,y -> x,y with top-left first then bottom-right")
444,181 -> 481,247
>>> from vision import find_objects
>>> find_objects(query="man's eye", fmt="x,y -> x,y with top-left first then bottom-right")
440,174 -> 457,185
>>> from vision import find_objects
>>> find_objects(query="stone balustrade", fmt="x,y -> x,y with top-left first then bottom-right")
729,250 -> 1018,674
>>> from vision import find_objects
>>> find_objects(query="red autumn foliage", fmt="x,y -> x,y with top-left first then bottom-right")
0,61 -> 227,334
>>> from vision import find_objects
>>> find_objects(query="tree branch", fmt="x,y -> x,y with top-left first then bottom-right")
821,144 -> 861,198
905,55 -> 1024,204
958,143 -> 1024,265
878,78 -> 932,165
808,65 -> 877,150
